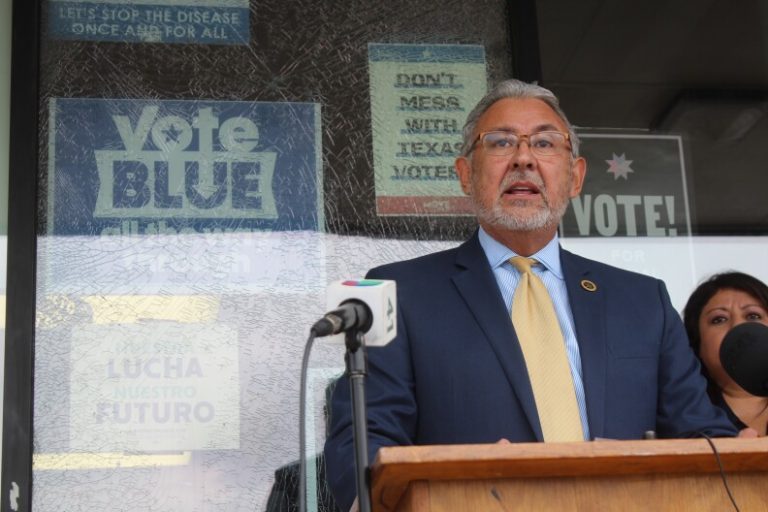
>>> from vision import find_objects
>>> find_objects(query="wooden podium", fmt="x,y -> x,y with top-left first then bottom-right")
369,438 -> 768,511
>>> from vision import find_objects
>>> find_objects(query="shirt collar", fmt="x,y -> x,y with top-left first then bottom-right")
478,226 -> 563,279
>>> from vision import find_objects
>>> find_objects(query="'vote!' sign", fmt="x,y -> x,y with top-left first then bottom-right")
560,133 -> 692,238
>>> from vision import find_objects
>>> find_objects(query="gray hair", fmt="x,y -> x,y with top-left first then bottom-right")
460,79 -> 580,157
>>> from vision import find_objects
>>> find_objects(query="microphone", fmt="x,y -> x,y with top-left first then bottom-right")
312,279 -> 397,347
719,322 -> 768,397
311,300 -> 373,337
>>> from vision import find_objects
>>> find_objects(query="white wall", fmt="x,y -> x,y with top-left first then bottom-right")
561,237 -> 768,313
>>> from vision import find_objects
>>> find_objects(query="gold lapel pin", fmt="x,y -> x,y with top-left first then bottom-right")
580,279 -> 597,292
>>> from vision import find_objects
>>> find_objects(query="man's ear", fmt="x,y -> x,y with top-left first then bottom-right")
569,156 -> 587,197
455,156 -> 473,195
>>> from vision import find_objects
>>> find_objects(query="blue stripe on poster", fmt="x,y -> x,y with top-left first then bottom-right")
368,43 -> 486,63
48,2 -> 249,45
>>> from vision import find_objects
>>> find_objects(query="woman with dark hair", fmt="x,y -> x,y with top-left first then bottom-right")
683,272 -> 768,436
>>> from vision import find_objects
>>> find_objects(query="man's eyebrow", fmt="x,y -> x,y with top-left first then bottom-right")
483,123 -> 563,133
531,123 -> 562,133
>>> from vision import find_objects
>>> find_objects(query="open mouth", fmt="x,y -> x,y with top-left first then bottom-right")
503,181 -> 541,197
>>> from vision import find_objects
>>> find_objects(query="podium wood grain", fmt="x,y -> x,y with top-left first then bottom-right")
369,439 -> 768,511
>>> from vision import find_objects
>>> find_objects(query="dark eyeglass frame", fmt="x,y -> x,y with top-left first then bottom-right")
466,130 -> 573,157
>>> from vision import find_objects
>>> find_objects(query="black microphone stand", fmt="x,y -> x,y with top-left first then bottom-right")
344,328 -> 372,512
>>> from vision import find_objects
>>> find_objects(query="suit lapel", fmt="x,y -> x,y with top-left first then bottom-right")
451,234 -> 543,440
561,248 -> 607,439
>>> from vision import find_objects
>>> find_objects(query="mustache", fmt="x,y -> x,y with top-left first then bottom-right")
499,171 -> 546,192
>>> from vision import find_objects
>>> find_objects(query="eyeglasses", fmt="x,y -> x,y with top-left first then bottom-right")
469,130 -> 572,157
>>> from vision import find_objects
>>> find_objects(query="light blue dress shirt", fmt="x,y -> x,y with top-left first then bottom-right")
478,227 -> 591,440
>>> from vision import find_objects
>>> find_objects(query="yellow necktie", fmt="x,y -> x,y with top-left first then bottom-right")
510,256 -> 584,442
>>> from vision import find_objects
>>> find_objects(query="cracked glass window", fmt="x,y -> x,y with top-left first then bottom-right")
34,1 -> 512,511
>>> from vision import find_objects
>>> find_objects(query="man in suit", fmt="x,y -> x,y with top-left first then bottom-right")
323,79 -> 740,512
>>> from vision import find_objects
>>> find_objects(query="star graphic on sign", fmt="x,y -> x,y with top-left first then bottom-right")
162,123 -> 183,143
605,153 -> 635,180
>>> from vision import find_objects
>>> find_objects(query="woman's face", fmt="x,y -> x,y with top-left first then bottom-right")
698,288 -> 768,391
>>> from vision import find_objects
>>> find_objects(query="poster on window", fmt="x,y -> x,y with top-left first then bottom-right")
48,98 -> 322,236
45,98 -> 323,294
69,322 -> 240,451
561,133 -> 692,237
368,43 -> 487,216
48,0 -> 250,45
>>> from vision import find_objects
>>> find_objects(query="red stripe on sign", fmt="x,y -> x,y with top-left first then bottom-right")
376,196 -> 474,216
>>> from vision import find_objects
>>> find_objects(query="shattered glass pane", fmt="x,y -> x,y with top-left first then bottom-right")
33,1 -> 512,511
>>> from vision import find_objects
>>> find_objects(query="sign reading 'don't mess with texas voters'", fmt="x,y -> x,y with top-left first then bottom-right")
368,43 -> 487,216
560,133 -> 692,238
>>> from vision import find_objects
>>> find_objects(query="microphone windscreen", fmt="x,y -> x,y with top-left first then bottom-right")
324,279 -> 397,347
719,322 -> 768,397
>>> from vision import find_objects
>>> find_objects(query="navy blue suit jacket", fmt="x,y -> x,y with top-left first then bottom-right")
324,233 -> 736,511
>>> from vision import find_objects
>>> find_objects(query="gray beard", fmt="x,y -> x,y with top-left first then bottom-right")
473,196 -> 566,231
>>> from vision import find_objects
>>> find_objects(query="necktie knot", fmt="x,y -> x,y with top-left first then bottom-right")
510,256 -> 536,274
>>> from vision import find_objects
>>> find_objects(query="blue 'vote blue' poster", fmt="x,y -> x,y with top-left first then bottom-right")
48,98 -> 323,236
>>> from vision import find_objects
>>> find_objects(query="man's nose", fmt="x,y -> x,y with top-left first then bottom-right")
510,140 -> 536,168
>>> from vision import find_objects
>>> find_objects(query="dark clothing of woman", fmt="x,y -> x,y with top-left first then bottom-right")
709,389 -> 748,431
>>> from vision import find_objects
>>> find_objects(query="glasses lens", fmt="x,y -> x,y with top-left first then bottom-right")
481,132 -> 518,155
530,132 -> 567,156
